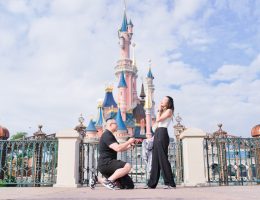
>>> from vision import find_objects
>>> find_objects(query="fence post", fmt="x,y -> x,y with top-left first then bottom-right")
180,128 -> 207,186
54,129 -> 82,187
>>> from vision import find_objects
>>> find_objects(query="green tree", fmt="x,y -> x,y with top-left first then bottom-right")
10,132 -> 28,140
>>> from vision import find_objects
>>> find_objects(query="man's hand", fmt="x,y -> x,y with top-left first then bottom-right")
127,137 -> 136,145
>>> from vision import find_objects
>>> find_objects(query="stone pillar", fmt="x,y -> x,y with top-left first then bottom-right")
54,129 -> 82,187
180,128 -> 207,186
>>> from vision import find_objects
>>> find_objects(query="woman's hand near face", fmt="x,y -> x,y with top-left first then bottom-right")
156,109 -> 172,122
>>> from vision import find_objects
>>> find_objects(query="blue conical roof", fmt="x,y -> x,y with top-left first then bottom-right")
116,108 -> 127,131
103,90 -> 118,108
86,119 -> 97,132
128,19 -> 133,27
147,67 -> 154,79
118,71 -> 127,88
96,106 -> 104,127
120,11 -> 128,32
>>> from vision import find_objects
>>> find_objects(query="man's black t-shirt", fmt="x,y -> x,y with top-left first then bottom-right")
98,129 -> 118,166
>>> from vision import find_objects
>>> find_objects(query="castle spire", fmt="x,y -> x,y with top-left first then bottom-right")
140,82 -> 146,99
116,2 -> 135,111
118,71 -> 127,88
147,60 -> 154,79
95,100 -> 104,127
120,10 -> 128,32
116,108 -> 127,131
86,119 -> 97,132
145,59 -> 156,121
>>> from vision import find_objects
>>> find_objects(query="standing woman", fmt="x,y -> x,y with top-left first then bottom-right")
147,96 -> 176,189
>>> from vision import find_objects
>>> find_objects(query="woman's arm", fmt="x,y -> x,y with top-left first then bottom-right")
156,109 -> 172,122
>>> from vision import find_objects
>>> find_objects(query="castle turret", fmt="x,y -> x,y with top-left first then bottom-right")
146,61 -> 156,120
102,86 -> 117,119
118,71 -> 127,121
114,108 -> 129,143
128,19 -> 133,37
115,9 -> 137,111
139,82 -> 146,106
85,119 -> 99,143
95,100 -> 104,137
118,11 -> 131,58
144,86 -> 153,138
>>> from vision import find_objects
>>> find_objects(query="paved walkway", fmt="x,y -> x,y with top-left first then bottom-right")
0,185 -> 259,200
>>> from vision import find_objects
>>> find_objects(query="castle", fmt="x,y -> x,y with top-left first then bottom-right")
84,9 -> 156,143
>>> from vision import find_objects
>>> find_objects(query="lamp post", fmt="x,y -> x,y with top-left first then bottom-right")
75,114 -> 86,137
213,124 -> 228,185
33,125 -> 46,186
174,113 -> 185,140
173,114 -> 185,183
75,114 -> 86,185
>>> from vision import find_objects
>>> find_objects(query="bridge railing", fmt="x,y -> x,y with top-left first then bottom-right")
204,137 -> 260,185
0,138 -> 58,187
79,141 -> 183,186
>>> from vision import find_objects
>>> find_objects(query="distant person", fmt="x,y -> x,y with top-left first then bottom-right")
89,118 -> 136,190
147,96 -> 176,189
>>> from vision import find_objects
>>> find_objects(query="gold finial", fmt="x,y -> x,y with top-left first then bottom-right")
105,85 -> 113,92
89,115 -> 94,121
97,99 -> 103,108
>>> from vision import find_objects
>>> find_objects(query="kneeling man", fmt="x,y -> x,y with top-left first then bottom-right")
90,118 -> 136,190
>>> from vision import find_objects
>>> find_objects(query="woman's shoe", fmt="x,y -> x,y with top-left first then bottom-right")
163,185 -> 176,189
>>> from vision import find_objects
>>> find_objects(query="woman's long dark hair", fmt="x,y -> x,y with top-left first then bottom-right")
166,96 -> 174,112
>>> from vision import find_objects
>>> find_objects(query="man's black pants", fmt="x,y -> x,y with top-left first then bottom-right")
98,159 -> 134,189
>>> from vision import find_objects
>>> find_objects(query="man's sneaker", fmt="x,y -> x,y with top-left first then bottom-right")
102,179 -> 116,190
89,174 -> 98,189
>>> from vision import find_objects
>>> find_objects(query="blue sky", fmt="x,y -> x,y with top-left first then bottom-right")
0,0 -> 259,137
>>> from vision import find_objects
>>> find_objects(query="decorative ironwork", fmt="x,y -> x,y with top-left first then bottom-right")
204,137 -> 260,185
75,114 -> 86,137
79,141 -> 183,186
0,139 -> 58,186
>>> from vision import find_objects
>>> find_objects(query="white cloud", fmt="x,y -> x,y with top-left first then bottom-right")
172,0 -> 207,22
209,64 -> 246,81
0,0 -> 259,138
210,54 -> 260,82
3,0 -> 30,14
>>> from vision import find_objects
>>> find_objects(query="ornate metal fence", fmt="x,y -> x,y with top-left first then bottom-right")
79,140 -> 183,186
0,138 -> 58,187
204,137 -> 260,185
